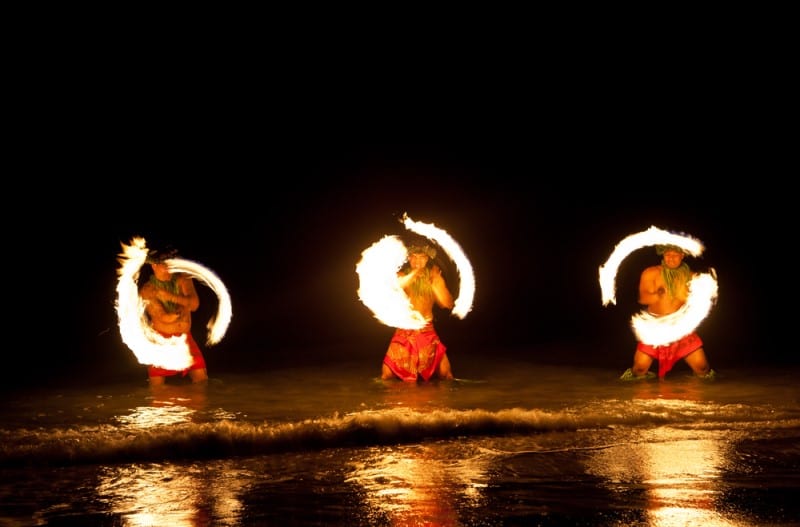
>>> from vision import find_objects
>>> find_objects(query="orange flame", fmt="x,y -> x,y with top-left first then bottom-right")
356,214 -> 474,328
116,237 -> 232,370
598,226 -> 717,346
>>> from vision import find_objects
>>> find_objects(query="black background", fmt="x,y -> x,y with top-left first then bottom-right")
8,45 -> 791,389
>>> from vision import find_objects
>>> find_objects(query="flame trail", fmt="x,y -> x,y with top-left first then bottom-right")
598,226 -> 718,346
166,259 -> 232,346
356,214 -> 475,328
631,270 -> 718,346
402,213 -> 475,319
356,235 -> 428,329
116,237 -> 232,370
599,225 -> 705,306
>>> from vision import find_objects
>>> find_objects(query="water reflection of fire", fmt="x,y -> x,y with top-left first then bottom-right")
584,427 -> 742,526
116,386 -> 208,429
97,461 -> 246,527
347,379 -> 489,526
100,391 -> 244,526
346,443 -> 490,527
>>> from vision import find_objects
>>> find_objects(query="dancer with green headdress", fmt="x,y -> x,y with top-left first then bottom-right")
381,243 -> 455,382
620,244 -> 716,380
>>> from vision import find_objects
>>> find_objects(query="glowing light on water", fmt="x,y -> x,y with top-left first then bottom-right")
98,461 -> 246,527
346,443 -> 490,525
117,404 -> 196,428
585,428 -> 742,526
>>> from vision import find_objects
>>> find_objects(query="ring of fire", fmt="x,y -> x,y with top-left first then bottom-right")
599,226 -> 718,346
116,237 -> 232,370
356,213 -> 475,329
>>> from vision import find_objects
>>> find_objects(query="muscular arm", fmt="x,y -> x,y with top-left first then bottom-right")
430,265 -> 455,310
174,276 -> 200,312
140,276 -> 199,325
638,266 -> 664,306
141,283 -> 180,323
153,276 -> 200,312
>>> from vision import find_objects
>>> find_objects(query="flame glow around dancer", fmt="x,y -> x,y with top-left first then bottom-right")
599,226 -> 718,346
356,214 -> 475,329
402,213 -> 475,319
116,237 -> 232,370
356,235 -> 429,329
631,271 -> 718,346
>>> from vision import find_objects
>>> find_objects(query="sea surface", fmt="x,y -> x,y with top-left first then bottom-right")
1,347 -> 799,527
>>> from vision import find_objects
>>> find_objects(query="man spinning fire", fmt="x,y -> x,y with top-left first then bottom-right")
139,247 -> 208,386
620,244 -> 716,380
381,243 -> 455,382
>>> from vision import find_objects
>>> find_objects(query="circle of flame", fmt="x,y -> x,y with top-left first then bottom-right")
356,213 -> 475,329
116,237 -> 232,370
598,226 -> 718,346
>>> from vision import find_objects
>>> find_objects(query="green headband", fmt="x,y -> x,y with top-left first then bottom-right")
407,244 -> 437,259
655,244 -> 687,256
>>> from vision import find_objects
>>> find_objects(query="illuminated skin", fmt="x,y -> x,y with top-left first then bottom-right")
638,249 -> 689,315
630,249 -> 712,377
140,262 -> 208,386
381,251 -> 455,380
398,252 -> 454,319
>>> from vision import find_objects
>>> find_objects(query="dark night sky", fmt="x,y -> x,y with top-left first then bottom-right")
9,63 -> 792,389
12,134 -> 789,391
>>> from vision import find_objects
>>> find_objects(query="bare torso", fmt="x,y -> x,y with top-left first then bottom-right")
140,273 -> 198,335
382,253 -> 456,381
400,264 -> 454,320
638,264 -> 689,316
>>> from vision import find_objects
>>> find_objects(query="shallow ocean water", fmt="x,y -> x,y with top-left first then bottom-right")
1,349 -> 799,526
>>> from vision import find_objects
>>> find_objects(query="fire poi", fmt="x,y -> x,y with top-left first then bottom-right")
599,225 -> 718,346
116,236 -> 232,370
356,213 -> 475,329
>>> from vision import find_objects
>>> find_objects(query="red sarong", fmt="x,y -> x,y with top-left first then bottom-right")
147,331 -> 207,378
637,332 -> 703,379
383,324 -> 447,382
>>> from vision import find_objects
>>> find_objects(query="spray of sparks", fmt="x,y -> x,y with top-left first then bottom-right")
598,226 -> 718,346
356,213 -> 475,329
116,237 -> 232,370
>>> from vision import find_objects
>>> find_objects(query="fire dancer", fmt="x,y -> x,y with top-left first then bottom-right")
381,244 -> 455,381
621,245 -> 716,380
140,247 -> 208,386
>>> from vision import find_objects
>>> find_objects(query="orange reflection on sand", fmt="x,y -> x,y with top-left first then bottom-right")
101,387 -> 243,527
584,426 -> 747,526
116,386 -> 208,430
346,443 -> 489,527
96,461 -> 246,527
346,382 -> 489,526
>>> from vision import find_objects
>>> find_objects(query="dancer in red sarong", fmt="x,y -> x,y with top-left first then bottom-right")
621,245 -> 715,380
381,244 -> 455,381
140,247 -> 209,387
